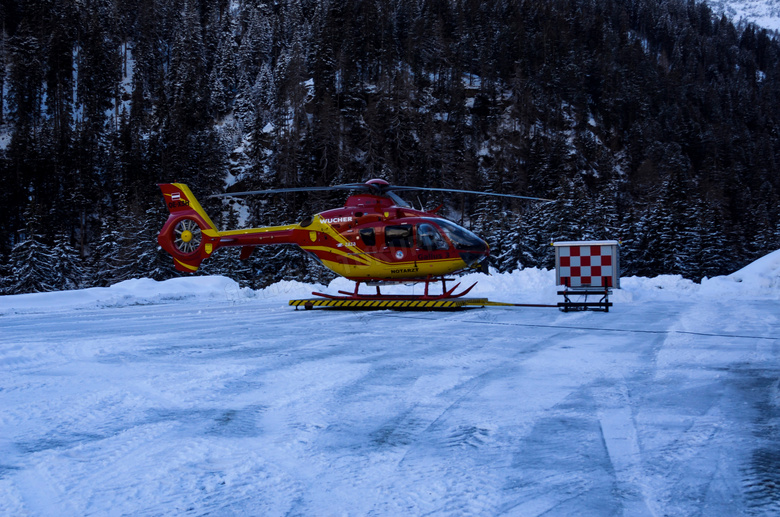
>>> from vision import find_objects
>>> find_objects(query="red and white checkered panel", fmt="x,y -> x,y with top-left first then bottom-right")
557,244 -> 615,287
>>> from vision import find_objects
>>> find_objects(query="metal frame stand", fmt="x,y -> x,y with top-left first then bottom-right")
557,283 -> 612,312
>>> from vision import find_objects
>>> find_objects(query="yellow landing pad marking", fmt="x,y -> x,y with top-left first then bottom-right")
289,298 -> 491,310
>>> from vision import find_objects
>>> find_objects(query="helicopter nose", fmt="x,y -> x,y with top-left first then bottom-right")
458,239 -> 489,267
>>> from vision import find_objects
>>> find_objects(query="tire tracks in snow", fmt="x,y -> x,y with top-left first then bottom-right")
299,317 -> 571,515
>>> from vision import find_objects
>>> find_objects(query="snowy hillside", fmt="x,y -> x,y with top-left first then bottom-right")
1,251 -> 779,515
708,0 -> 780,31
4,0 -> 780,294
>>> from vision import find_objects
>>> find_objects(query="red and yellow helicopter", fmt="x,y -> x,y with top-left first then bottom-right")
157,179 -> 550,299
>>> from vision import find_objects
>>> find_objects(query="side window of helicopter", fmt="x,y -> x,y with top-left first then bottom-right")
416,223 -> 448,251
359,228 -> 376,246
384,225 -> 413,248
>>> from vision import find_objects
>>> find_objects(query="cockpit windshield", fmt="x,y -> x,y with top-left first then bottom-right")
428,219 -> 485,250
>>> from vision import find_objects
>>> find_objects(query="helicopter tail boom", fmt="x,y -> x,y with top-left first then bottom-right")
157,183 -> 303,272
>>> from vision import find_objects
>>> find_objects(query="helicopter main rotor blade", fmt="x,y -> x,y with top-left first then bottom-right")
208,183 -> 368,198
207,179 -> 553,202
389,186 -> 554,202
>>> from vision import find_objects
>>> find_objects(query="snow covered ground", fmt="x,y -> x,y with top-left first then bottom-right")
1,252 -> 779,516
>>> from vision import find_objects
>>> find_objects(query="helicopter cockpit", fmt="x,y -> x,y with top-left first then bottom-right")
364,219 -> 487,269
372,219 -> 486,253
428,219 -> 485,251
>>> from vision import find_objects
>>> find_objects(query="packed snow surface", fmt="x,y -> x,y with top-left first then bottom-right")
1,251 -> 780,515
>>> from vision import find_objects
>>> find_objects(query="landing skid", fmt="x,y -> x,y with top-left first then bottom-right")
295,276 -> 559,311
290,297 -> 488,310
311,276 -> 477,301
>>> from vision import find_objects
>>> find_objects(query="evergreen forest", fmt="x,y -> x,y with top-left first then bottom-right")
1,0 -> 780,294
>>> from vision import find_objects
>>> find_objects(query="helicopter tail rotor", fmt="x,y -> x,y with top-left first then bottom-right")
157,184 -> 220,272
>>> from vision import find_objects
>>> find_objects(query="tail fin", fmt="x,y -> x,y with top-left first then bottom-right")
159,183 -> 218,229
157,183 -> 220,272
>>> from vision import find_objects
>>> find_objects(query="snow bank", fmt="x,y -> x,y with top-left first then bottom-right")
473,250 -> 778,302
460,267 -> 560,304
0,275 -> 332,315
1,249 -> 777,312
0,277 -> 247,315
616,274 -> 700,303
700,249 -> 780,299
616,249 -> 780,302
321,268 -> 561,304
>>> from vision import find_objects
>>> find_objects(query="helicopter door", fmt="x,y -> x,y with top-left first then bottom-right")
416,223 -> 448,251
384,225 -> 413,260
